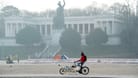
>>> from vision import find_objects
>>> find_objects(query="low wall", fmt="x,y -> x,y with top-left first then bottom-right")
1,58 -> 138,64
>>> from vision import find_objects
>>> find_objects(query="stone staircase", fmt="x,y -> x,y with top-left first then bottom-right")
36,45 -> 61,58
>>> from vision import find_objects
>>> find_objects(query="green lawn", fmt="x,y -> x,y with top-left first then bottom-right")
81,45 -> 138,58
0,45 -> 138,59
0,46 -> 43,59
61,45 -> 138,58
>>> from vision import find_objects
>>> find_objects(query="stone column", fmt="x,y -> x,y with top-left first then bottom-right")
77,24 -> 79,32
82,24 -> 85,35
5,23 -> 8,37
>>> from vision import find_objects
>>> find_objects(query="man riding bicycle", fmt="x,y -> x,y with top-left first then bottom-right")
59,52 -> 89,75
74,52 -> 87,68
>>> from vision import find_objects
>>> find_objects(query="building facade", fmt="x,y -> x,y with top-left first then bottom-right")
0,14 -> 124,46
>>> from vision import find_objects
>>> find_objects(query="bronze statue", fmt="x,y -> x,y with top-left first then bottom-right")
53,0 -> 65,29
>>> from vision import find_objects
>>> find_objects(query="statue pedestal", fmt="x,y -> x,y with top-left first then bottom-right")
51,29 -> 64,46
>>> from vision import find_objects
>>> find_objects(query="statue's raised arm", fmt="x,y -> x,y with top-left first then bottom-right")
62,0 -> 65,7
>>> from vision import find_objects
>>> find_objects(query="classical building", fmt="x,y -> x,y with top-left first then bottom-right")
0,14 -> 124,46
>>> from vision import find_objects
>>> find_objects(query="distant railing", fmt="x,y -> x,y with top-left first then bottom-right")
0,58 -> 138,64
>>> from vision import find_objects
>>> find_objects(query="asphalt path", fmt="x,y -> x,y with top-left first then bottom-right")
0,61 -> 138,78
0,74 -> 137,78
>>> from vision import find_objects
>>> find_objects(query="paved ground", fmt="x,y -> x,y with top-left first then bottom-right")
0,62 -> 138,78
0,74 -> 137,78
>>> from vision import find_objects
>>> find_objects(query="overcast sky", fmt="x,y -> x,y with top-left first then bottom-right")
0,0 -> 130,12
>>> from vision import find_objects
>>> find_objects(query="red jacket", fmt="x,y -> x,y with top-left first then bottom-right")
78,55 -> 86,63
